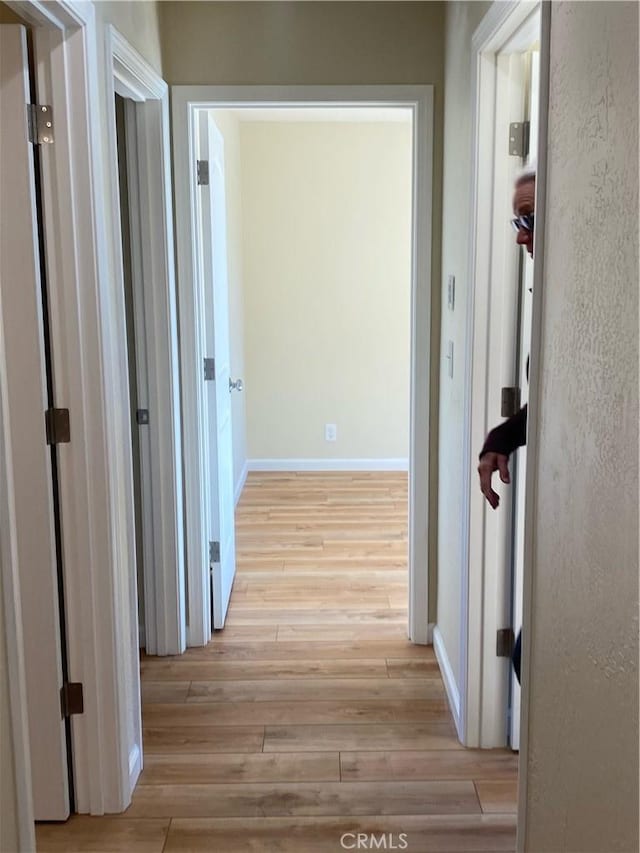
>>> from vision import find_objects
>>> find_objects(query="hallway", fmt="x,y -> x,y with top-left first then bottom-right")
37,472 -> 517,852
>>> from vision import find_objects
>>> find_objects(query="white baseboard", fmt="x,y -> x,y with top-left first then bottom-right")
234,460 -> 249,505
248,458 -> 409,472
433,625 -> 463,742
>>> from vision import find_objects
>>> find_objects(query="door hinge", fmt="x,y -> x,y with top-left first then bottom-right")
60,682 -> 84,718
209,540 -> 220,563
508,121 -> 530,157
204,357 -> 215,381
136,409 -> 150,425
197,159 -> 209,186
28,104 -> 54,145
496,628 -> 515,658
501,386 -> 521,418
45,408 -> 70,445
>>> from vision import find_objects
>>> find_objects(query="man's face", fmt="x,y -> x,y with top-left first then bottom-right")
513,178 -> 535,257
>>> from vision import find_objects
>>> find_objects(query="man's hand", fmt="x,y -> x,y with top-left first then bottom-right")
478,452 -> 510,509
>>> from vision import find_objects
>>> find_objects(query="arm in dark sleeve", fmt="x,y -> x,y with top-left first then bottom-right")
479,404 -> 527,458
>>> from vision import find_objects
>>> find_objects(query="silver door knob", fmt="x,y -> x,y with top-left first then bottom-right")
229,378 -> 243,392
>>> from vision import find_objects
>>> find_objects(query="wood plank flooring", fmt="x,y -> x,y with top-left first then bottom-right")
36,472 -> 517,852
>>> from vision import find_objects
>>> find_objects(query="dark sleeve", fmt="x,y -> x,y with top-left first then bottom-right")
479,404 -> 527,458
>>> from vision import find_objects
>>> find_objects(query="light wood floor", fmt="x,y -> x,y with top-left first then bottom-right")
37,472 -> 517,852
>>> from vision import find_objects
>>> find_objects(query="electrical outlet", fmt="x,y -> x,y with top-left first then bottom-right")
325,423 -> 337,442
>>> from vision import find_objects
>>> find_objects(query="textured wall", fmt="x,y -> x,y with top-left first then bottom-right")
436,0 -> 492,689
522,3 -> 639,851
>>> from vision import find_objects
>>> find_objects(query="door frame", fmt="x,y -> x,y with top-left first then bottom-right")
0,295 -> 36,853
107,26 -> 186,657
4,0 -> 179,815
461,0 -> 543,749
172,85 -> 434,648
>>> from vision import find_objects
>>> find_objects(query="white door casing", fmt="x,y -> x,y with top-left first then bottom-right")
196,113 -> 237,630
108,26 -> 187,657
0,23 -> 70,820
462,0 -> 540,749
172,85 -> 434,649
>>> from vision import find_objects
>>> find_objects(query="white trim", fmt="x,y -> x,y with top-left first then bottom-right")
461,0 -> 541,749
172,85 -> 433,651
5,0 -> 178,814
0,269 -> 36,853
106,26 -> 186,658
234,460 -> 249,506
110,27 -> 166,102
433,627 -> 462,740
248,459 -> 410,472
25,1 -> 135,814
517,3 -> 551,848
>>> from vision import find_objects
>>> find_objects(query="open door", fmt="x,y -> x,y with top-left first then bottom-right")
0,24 -> 70,819
195,113 -> 237,630
509,47 -> 540,751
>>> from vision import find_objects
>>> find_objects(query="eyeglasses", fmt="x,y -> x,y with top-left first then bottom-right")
511,213 -> 534,233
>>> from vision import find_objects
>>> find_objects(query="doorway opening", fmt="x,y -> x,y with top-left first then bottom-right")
459,1 -> 542,751
172,86 -> 434,651
202,106 -> 414,641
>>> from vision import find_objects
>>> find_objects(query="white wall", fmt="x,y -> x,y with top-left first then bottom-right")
239,120 -> 412,464
437,0 -> 492,690
521,2 -> 638,850
210,111 -> 248,493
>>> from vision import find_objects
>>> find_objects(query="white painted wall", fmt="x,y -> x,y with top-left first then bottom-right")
239,120 -> 412,463
437,0 -> 492,690
210,112 -> 248,494
521,2 -> 638,850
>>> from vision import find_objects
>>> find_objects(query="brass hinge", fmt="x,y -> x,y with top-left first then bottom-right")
45,408 -> 70,445
60,682 -> 84,718
496,628 -> 515,658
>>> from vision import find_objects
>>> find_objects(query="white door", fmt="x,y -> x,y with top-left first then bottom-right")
0,24 -> 70,820
510,47 -> 540,750
196,113 -> 237,629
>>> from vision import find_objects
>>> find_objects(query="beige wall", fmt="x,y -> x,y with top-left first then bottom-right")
522,2 -> 638,850
211,112 -> 248,490
94,1 -> 162,75
437,0 -> 491,688
239,120 -> 412,461
0,2 -> 26,23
